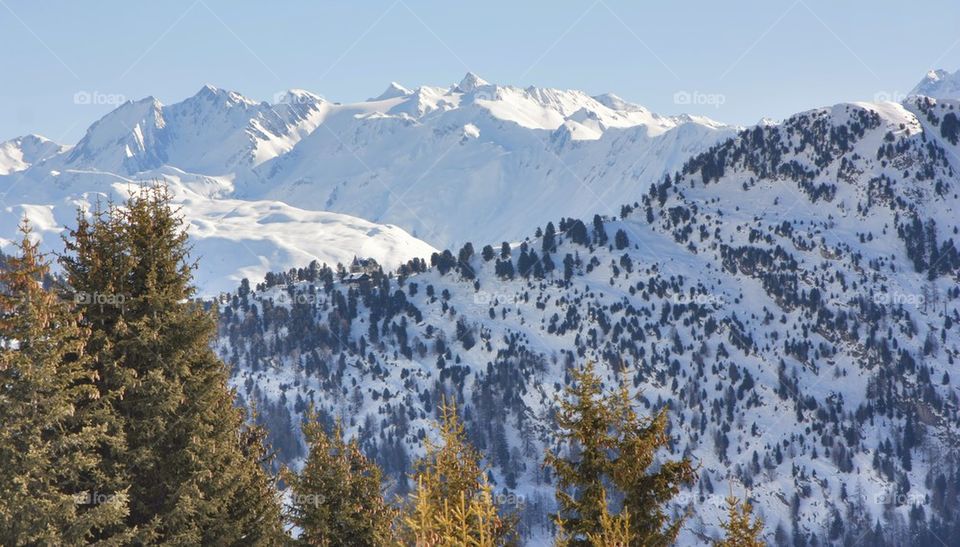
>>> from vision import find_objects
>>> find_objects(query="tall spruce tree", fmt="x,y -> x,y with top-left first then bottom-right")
60,185 -> 284,543
546,362 -> 695,546
283,408 -> 394,546
0,222 -> 129,544
401,400 -> 515,546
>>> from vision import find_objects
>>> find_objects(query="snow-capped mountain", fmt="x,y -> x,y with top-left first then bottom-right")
910,68 -> 960,100
246,72 -> 733,246
0,134 -> 66,175
217,84 -> 960,545
48,84 -> 325,176
0,74 -> 732,293
0,168 -> 435,293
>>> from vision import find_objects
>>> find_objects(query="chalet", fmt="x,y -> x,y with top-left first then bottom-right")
344,272 -> 370,284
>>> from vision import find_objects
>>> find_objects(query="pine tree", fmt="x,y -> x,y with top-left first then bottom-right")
283,408 -> 394,546
546,362 -> 695,546
0,221 -> 129,544
401,400 -> 515,545
60,184 -> 284,543
716,495 -> 764,547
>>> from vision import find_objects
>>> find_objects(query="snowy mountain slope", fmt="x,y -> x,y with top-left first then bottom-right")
0,134 -> 66,175
911,68 -> 960,100
0,74 -> 732,294
43,85 -> 326,177
0,167 -> 435,294
247,73 -> 735,247
217,94 -> 960,545
182,195 -> 437,294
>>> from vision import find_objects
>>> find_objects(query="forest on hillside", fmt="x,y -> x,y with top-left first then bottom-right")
0,185 -> 768,546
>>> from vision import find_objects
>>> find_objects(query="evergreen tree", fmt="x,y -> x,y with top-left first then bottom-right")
481,245 -> 496,262
542,222 -> 557,254
0,222 -> 129,544
546,362 -> 695,546
716,494 -> 765,547
401,400 -> 515,545
61,185 -> 284,543
283,408 -> 394,546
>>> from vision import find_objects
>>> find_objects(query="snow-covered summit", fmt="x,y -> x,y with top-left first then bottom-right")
455,71 -> 489,93
0,134 -> 66,175
371,82 -> 413,101
910,68 -> 960,99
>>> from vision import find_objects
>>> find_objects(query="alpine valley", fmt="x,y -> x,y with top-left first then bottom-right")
5,70 -> 960,545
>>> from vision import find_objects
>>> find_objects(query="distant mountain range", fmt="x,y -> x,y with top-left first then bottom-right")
0,72 -> 733,293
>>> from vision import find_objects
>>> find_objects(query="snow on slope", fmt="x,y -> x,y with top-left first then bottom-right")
218,93 -> 960,545
247,72 -> 735,247
183,195 -> 437,294
0,167 -> 435,295
46,85 -> 327,177
0,134 -> 66,175
910,68 -> 960,100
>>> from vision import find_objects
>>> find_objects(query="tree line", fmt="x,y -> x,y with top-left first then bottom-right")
1,184 -> 762,545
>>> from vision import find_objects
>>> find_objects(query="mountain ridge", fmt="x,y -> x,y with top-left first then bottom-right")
0,73 -> 736,294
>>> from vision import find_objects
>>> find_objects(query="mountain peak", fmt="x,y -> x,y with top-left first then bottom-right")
0,133 -> 65,175
910,68 -> 960,100
16,134 -> 55,145
191,84 -> 257,106
372,82 -> 412,101
456,72 -> 489,93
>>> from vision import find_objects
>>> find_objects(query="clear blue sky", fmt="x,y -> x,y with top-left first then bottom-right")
2,0 -> 959,143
